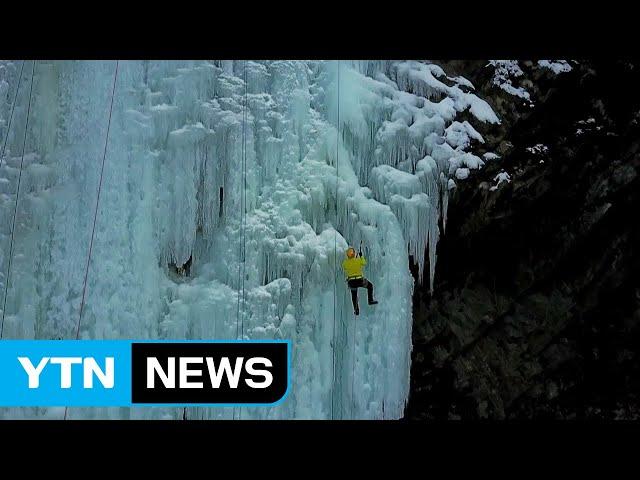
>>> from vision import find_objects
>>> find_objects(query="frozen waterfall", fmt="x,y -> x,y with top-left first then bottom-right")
0,60 -> 497,419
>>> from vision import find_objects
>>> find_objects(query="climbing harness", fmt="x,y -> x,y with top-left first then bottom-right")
1,60 -> 34,339
63,60 -> 119,421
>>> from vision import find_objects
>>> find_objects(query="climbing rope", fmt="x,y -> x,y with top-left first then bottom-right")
1,60 -> 35,339
235,60 -> 248,340
233,60 -> 249,420
74,60 -> 119,341
350,243 -> 362,417
64,60 -> 119,420
240,60 -> 248,340
351,301 -> 357,416
0,61 -> 25,170
330,60 -> 341,419
0,60 -> 27,335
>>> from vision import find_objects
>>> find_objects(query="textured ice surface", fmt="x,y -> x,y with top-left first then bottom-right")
0,60 -> 496,419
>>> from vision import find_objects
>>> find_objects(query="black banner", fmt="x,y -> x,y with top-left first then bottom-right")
131,342 -> 289,405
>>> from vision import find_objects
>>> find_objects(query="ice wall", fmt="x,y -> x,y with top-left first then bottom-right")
0,60 -> 495,419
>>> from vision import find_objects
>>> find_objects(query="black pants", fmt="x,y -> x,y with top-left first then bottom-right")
348,278 -> 374,310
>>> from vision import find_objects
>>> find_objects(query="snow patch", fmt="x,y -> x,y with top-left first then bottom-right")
538,60 -> 572,74
526,143 -> 549,155
489,171 -> 511,191
488,60 -> 531,100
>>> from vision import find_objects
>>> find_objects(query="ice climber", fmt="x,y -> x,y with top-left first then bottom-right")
342,244 -> 378,316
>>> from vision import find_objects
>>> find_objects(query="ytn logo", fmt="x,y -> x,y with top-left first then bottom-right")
18,356 -> 114,389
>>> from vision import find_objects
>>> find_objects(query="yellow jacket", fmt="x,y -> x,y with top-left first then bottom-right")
342,256 -> 367,279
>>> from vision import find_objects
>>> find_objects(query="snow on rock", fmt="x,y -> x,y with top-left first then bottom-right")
0,59 -> 498,420
450,75 -> 475,90
370,165 -> 422,203
448,151 -> 485,174
488,60 -> 531,100
575,117 -> 600,136
578,118 -> 596,125
538,60 -> 572,74
526,143 -> 549,155
489,171 -> 511,191
395,61 -> 499,124
445,121 -> 484,149
455,168 -> 470,180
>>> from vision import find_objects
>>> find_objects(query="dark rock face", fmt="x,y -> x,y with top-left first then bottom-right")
407,60 -> 640,419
